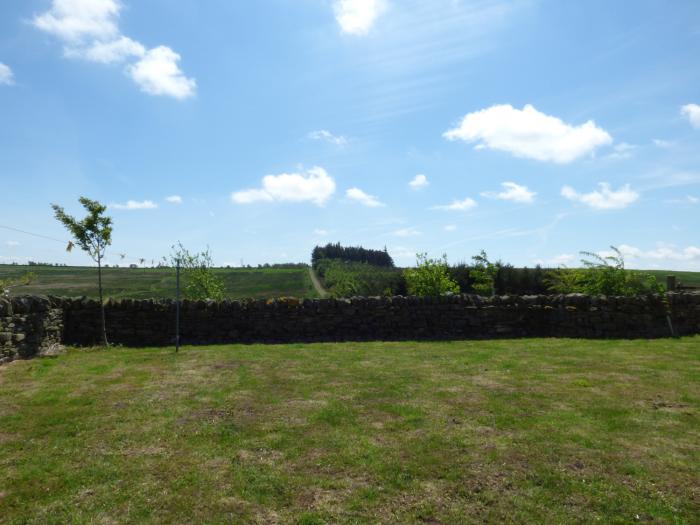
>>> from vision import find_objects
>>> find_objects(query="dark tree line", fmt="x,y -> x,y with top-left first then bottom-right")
449,263 -> 549,295
312,243 -> 395,268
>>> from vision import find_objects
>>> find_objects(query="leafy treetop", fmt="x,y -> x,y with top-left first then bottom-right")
51,197 -> 113,262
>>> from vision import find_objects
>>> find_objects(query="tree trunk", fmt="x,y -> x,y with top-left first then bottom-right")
97,254 -> 108,346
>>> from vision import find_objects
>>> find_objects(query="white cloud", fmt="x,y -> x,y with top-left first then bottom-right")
681,103 -> 700,128
561,183 -> 639,210
391,246 -> 418,264
232,167 -> 336,206
653,139 -> 673,148
33,0 -> 121,42
308,130 -> 347,146
334,0 -> 386,35
165,195 -> 182,204
614,243 -> 700,266
127,46 -> 196,100
687,195 -> 699,204
65,35 -> 145,63
540,254 -> 575,267
409,174 -> 429,190
346,187 -> 384,207
444,224 -> 457,232
5,241 -> 20,247
33,0 -> 195,99
480,182 -> 536,203
393,227 -> 420,237
0,63 -> 14,85
110,199 -> 158,210
432,197 -> 477,211
444,104 -> 612,163
314,229 -> 329,236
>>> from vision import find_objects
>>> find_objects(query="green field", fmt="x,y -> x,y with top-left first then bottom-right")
1,338 -> 698,523
0,265 -> 318,300
646,270 -> 700,289
2,264 -> 698,300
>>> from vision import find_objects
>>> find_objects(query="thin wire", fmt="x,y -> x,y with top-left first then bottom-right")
0,224 -> 66,244
0,223 -> 158,266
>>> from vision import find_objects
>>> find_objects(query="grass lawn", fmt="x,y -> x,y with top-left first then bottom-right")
0,265 -> 318,300
0,338 -> 698,524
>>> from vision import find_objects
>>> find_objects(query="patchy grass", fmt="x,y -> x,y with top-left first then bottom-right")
0,338 -> 698,524
0,265 -> 318,299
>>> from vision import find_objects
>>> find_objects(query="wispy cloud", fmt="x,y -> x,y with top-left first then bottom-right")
534,254 -> 575,267
444,104 -> 612,163
408,174 -> 429,190
653,138 -> 674,148
561,183 -> 638,210
605,243 -> 700,269
5,240 -> 20,247
110,199 -> 158,210
606,142 -> 636,160
232,167 -> 336,206
432,197 -> 477,211
681,103 -> 700,128
165,195 -> 183,204
665,195 -> 699,205
480,182 -> 535,203
0,62 -> 14,85
346,187 -> 384,207
341,1 -> 526,124
392,227 -> 421,237
637,170 -> 700,191
308,129 -> 347,146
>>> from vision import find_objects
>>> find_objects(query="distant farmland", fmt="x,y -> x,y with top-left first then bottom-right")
0,265 -> 319,300
645,270 -> 700,289
2,264 -> 698,300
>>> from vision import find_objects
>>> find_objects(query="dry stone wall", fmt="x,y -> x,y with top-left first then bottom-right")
1,293 -> 699,362
0,296 -> 63,364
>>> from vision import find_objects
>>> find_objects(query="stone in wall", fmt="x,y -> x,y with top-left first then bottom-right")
0,296 -> 64,365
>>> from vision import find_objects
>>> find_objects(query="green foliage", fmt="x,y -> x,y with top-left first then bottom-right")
403,253 -> 460,296
167,242 -> 225,301
470,250 -> 499,296
545,246 -> 663,296
51,197 -> 113,264
315,259 -> 405,297
311,242 -> 394,268
0,271 -> 36,297
544,267 -> 587,294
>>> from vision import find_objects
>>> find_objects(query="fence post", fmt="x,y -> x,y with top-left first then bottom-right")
176,259 -> 180,352
666,275 -> 676,292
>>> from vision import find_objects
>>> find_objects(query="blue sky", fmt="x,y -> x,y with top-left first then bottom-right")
1,0 -> 699,269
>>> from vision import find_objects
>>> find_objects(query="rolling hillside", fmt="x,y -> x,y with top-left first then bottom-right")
0,265 -> 318,300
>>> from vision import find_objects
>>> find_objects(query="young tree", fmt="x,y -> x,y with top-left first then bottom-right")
545,246 -> 663,296
403,253 -> 460,296
51,197 -> 113,346
166,242 -> 225,301
470,250 -> 499,296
